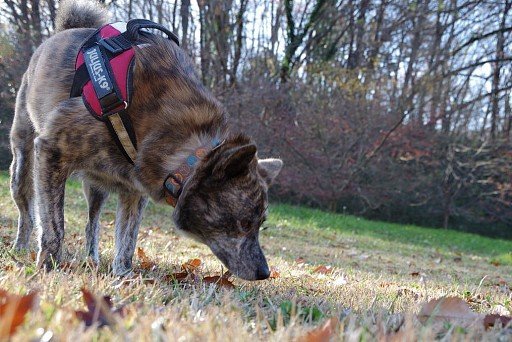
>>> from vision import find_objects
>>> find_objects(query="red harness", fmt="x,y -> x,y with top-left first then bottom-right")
70,19 -> 179,163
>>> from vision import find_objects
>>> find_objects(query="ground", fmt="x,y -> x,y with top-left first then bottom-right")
0,171 -> 511,340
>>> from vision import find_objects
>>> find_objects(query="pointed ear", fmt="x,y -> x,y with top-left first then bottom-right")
258,158 -> 283,185
213,144 -> 257,179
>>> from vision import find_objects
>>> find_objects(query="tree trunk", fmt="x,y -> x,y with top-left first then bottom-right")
231,0 -> 248,86
197,1 -> 211,85
180,0 -> 191,50
490,1 -> 511,140
504,90 -> 511,140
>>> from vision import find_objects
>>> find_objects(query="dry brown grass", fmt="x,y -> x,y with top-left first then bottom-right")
0,173 -> 511,341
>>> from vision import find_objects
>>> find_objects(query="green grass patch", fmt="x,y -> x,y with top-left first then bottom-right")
269,203 -> 512,261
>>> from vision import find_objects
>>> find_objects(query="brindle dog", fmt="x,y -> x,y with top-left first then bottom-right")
9,0 -> 282,280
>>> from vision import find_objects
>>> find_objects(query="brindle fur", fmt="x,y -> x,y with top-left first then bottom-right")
10,0 -> 282,280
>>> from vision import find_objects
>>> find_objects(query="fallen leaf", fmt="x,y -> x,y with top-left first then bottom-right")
313,265 -> 332,274
30,252 -> 36,262
269,267 -> 280,279
483,314 -> 512,329
165,272 -> 189,282
410,272 -> 420,277
0,290 -> 38,338
136,247 -> 155,270
418,297 -> 479,326
75,288 -> 124,327
203,272 -> 235,289
181,258 -> 201,272
298,317 -> 339,342
296,257 -> 306,265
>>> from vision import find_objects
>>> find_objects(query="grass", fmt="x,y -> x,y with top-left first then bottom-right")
0,171 -> 511,340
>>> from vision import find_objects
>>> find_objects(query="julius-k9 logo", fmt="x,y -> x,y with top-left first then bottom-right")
84,45 -> 113,99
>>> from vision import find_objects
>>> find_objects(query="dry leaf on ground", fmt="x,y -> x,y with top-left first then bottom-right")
165,272 -> 190,282
418,297 -> 480,326
297,317 -> 339,342
296,257 -> 306,265
203,271 -> 235,289
0,289 -> 38,338
313,265 -> 333,274
181,258 -> 201,272
75,288 -> 124,327
136,247 -> 155,270
269,267 -> 280,279
165,258 -> 203,283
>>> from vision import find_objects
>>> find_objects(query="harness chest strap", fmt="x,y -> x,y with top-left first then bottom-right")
108,112 -> 138,162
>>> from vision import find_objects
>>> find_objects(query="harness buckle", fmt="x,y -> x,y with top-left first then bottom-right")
100,92 -> 126,115
99,35 -> 132,54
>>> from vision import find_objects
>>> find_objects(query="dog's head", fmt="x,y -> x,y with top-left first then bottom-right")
172,135 -> 282,280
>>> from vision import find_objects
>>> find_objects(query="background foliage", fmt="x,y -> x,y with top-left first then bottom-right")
0,0 -> 511,237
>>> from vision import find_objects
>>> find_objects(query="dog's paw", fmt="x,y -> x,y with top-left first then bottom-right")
12,240 -> 30,252
112,264 -> 133,278
36,250 -> 61,270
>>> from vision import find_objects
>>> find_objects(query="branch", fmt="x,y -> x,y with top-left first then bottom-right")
444,57 -> 512,77
451,26 -> 512,57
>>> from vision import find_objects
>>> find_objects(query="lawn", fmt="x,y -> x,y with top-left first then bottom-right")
0,171 -> 511,340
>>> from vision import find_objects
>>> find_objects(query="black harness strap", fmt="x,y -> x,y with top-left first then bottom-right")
70,64 -> 89,98
126,19 -> 180,45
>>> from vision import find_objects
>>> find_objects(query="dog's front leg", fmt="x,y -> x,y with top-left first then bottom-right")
83,180 -> 109,263
34,137 -> 68,268
112,192 -> 148,276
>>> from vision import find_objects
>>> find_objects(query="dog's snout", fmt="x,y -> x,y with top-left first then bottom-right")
255,264 -> 270,280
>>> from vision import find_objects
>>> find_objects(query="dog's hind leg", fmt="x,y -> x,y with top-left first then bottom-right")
112,193 -> 148,276
83,181 -> 109,263
10,75 -> 36,251
33,136 -> 69,268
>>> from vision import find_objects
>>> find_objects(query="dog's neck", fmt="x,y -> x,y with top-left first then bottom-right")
164,133 -> 223,172
162,132 -> 224,206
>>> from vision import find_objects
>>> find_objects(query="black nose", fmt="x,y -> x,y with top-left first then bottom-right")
255,265 -> 270,280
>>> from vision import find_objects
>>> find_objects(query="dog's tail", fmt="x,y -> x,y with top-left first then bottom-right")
55,0 -> 110,32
